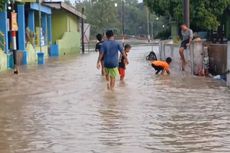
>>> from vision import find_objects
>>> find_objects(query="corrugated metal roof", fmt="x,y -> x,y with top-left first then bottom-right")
43,2 -> 86,19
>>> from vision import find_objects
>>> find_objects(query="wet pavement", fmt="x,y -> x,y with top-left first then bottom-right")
0,45 -> 230,153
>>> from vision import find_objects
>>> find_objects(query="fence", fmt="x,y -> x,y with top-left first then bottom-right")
159,40 -> 204,75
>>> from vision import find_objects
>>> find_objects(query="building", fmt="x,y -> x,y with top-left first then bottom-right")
0,0 -> 52,69
0,1 -> 85,72
44,2 -> 86,56
26,2 -> 52,63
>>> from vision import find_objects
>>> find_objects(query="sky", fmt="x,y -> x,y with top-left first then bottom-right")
78,0 -> 144,2
48,0 -> 143,3
69,0 -> 143,3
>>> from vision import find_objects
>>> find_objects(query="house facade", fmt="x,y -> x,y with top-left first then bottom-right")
0,1 -> 85,72
44,2 -> 86,56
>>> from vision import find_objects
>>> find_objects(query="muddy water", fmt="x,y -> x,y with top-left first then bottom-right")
0,45 -> 230,153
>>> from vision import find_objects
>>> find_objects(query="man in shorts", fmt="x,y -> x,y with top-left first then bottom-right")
179,24 -> 193,71
97,30 -> 128,90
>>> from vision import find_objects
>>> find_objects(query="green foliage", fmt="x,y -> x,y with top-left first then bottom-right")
64,0 -> 72,6
144,0 -> 182,21
155,28 -> 171,40
144,0 -> 230,30
78,0 -> 120,36
0,0 -> 7,12
76,0 -> 167,37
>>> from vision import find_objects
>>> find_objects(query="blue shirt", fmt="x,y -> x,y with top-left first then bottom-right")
101,40 -> 123,68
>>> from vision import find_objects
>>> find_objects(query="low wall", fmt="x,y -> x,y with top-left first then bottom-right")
227,41 -> 230,87
0,51 -> 7,72
208,43 -> 227,75
26,43 -> 49,64
56,32 -> 81,56
160,41 -> 204,75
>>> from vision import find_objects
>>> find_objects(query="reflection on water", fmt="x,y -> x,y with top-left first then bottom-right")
0,45 -> 230,153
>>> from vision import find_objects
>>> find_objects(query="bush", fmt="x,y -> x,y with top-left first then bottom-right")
155,28 -> 171,40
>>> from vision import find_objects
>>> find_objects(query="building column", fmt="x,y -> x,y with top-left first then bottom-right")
42,13 -> 47,45
47,14 -> 52,45
17,4 -> 26,51
0,4 -> 8,53
17,4 -> 28,65
28,10 -> 35,32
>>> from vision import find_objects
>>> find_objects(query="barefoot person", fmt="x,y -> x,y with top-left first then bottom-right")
97,30 -> 128,90
119,44 -> 131,81
95,33 -> 105,75
179,24 -> 193,71
151,57 -> 172,75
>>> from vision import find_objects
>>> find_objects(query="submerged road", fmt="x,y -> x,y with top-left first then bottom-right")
0,45 -> 230,153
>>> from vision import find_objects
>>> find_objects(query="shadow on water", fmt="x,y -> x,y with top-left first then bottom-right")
0,45 -> 230,153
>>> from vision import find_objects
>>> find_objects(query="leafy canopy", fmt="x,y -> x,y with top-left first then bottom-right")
144,0 -> 230,30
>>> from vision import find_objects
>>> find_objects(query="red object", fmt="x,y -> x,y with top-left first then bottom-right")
119,68 -> 125,77
12,31 -> 16,37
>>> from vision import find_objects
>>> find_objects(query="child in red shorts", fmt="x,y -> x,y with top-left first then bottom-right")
119,44 -> 131,81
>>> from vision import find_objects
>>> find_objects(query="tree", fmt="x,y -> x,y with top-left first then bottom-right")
0,0 -> 7,12
75,0 -> 167,37
144,0 -> 230,30
64,0 -> 72,6
77,0 -> 120,36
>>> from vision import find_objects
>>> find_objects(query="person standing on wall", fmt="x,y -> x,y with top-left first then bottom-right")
179,24 -> 193,71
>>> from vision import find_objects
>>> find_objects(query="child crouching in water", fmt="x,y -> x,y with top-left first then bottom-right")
119,44 -> 131,81
151,57 -> 172,75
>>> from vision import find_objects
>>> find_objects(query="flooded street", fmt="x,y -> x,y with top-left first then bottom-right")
0,45 -> 230,153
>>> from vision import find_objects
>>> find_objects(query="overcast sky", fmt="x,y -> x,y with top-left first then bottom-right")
69,0 -> 143,3
78,0 -> 144,2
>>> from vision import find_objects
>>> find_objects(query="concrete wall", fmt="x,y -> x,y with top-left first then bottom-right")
52,10 -> 67,44
26,43 -> 49,64
52,10 -> 81,55
208,44 -> 227,75
0,51 -> 7,71
191,41 -> 204,75
57,32 -> 80,56
66,12 -> 79,33
160,41 -> 204,75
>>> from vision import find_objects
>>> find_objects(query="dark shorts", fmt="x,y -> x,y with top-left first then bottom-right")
152,64 -> 164,74
180,39 -> 190,49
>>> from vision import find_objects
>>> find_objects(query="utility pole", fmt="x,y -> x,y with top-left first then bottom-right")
81,7 -> 85,54
36,0 -> 45,65
122,0 -> 125,42
10,0 -> 19,74
183,0 -> 190,27
39,0 -> 42,53
151,22 -> 154,40
146,6 -> 150,42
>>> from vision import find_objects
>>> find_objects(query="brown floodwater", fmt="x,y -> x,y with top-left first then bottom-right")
0,45 -> 230,153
